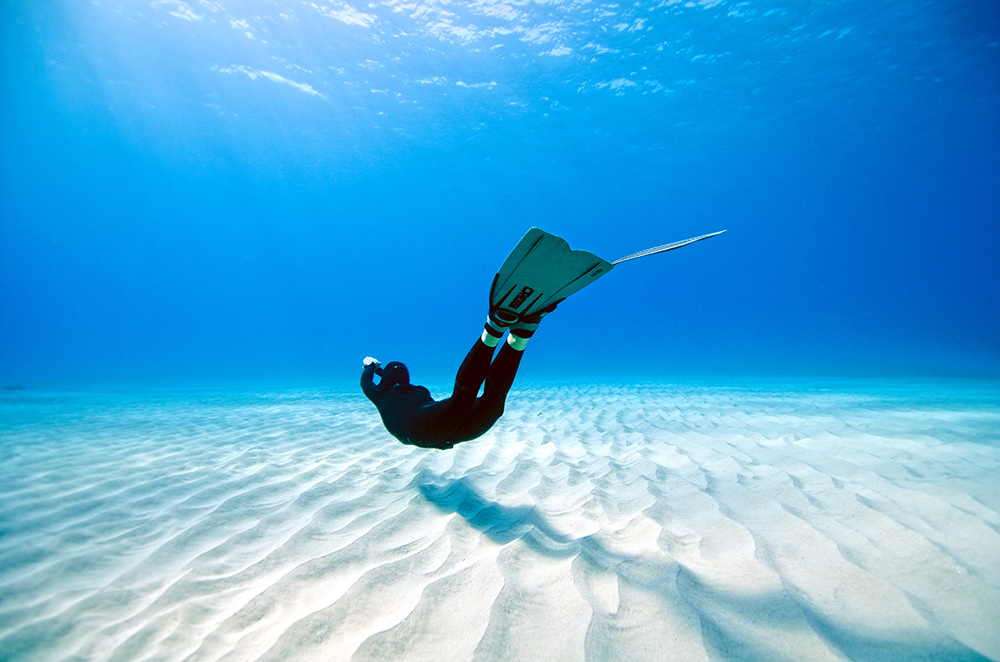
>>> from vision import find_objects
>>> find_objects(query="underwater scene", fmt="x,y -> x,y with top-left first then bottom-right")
2,0 -> 999,660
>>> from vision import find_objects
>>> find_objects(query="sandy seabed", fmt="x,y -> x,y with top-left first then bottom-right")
1,381 -> 998,662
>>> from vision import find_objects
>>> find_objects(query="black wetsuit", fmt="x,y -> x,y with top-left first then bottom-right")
361,339 -> 524,450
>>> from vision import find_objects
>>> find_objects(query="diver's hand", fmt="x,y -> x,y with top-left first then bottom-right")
363,356 -> 381,367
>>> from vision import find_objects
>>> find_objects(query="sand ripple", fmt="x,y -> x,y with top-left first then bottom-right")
1,382 -> 998,661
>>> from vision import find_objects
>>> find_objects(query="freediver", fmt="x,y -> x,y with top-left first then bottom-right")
360,280 -> 558,450
361,227 -> 725,450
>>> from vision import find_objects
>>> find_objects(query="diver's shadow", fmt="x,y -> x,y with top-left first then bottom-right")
418,476 -> 536,545
413,474 -> 974,662
416,473 -> 618,561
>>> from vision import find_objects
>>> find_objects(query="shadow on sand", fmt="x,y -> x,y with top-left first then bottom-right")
416,473 -> 989,662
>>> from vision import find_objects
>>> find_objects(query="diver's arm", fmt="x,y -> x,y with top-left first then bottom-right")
360,362 -> 381,400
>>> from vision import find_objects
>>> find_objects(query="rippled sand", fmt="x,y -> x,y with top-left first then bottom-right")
1,382 -> 998,661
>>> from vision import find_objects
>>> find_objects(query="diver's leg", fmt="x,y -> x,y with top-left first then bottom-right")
451,331 -> 499,400
425,299 -> 556,449
446,335 -> 528,444
406,333 -> 499,449
478,300 -> 556,400
480,337 -> 525,404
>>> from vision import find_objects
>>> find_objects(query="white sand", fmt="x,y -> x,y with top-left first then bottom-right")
0,382 -> 997,661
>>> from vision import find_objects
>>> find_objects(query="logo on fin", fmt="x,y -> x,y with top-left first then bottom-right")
510,286 -> 534,310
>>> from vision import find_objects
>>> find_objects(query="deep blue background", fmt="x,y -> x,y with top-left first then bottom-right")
2,0 -> 998,385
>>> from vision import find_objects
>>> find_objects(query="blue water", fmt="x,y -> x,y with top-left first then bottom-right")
2,0 -> 998,386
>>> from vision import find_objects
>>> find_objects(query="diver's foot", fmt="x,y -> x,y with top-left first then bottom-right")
485,273 -> 518,338
484,314 -> 510,339
509,301 -> 560,339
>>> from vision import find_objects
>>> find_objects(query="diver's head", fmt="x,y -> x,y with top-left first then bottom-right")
380,361 -> 410,387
